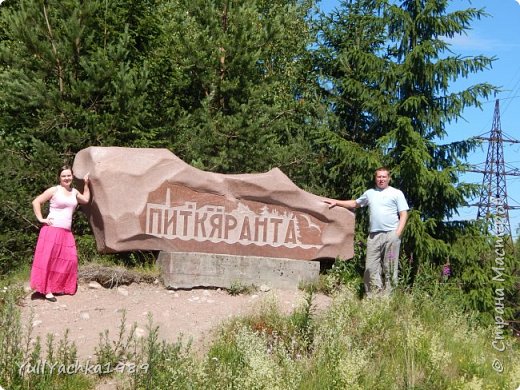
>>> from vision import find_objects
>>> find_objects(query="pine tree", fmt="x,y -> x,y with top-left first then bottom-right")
0,0 -> 157,152
145,0 -> 322,177
0,0 -> 158,270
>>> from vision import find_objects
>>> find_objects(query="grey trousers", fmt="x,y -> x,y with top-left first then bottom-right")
364,230 -> 401,297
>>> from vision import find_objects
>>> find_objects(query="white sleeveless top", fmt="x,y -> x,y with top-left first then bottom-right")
47,186 -> 78,230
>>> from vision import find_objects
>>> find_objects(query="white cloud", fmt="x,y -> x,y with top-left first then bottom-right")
445,32 -> 520,53
516,0 -> 520,6
446,34 -> 499,52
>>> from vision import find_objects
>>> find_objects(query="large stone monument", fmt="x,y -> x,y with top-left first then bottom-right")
73,147 -> 355,288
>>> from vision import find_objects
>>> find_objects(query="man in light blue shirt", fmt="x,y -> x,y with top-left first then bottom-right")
325,167 -> 409,297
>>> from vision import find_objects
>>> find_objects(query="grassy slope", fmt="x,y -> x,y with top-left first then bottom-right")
1,275 -> 519,389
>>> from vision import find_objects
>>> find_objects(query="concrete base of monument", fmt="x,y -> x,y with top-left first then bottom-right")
157,252 -> 320,290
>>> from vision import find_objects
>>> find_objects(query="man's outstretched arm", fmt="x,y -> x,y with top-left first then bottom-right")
323,199 -> 359,209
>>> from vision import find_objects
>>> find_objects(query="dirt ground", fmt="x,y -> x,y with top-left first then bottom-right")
19,280 -> 332,363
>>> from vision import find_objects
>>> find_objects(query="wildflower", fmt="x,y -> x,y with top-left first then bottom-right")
441,263 -> 451,281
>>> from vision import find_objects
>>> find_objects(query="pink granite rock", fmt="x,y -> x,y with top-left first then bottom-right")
72,147 -> 354,260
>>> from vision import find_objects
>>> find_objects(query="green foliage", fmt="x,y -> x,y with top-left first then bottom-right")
288,289 -> 316,352
318,0 -> 496,223
0,138 -> 56,274
300,289 -> 518,389
95,311 -> 200,388
1,281 -> 519,388
95,310 -> 139,374
146,0 -> 322,177
0,287 -> 93,389
306,257 -> 365,297
0,0 -> 157,275
451,229 -> 518,324
228,280 -> 257,296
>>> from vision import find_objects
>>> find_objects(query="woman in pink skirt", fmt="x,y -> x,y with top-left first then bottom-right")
30,165 -> 90,302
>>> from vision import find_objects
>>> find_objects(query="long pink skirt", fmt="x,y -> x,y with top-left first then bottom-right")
30,225 -> 78,295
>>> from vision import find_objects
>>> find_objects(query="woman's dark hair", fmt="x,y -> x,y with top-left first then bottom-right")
57,165 -> 73,180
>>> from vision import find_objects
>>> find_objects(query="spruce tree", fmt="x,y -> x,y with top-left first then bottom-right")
316,0 -> 508,312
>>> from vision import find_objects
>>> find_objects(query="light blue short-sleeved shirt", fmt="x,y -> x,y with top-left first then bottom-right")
356,186 -> 409,232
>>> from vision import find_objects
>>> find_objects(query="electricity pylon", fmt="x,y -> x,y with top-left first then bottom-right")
471,99 -> 520,241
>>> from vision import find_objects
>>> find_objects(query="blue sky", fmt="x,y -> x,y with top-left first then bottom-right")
319,0 -> 520,239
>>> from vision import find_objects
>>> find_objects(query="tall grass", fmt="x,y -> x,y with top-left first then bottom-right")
1,280 -> 519,389
303,287 -> 519,389
0,286 -> 93,389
